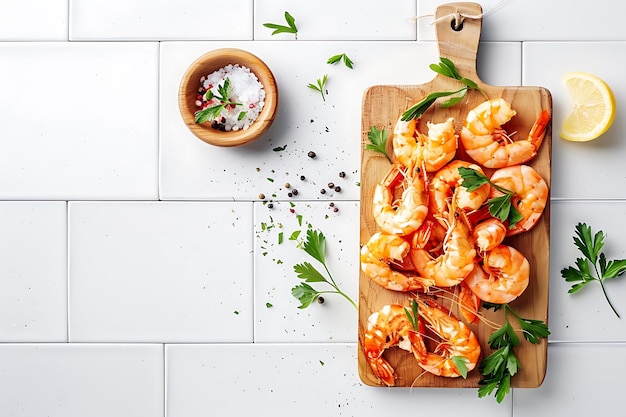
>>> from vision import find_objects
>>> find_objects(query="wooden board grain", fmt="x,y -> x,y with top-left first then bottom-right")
358,2 -> 552,388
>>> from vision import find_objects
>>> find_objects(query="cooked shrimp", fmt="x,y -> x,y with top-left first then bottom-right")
373,163 -> 428,236
363,304 -> 427,386
472,218 -> 507,253
460,98 -> 550,168
409,205 -> 476,287
464,245 -> 530,304
429,160 -> 490,221
414,299 -> 481,377
413,217 -> 447,257
489,164 -> 549,236
360,232 -> 435,292
458,280 -> 482,325
421,117 -> 458,172
392,118 -> 420,170
392,116 -> 457,172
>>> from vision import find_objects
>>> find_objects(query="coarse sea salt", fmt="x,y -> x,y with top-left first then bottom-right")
195,64 -> 265,132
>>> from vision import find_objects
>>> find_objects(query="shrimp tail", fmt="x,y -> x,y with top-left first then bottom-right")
367,356 -> 396,386
528,109 -> 551,153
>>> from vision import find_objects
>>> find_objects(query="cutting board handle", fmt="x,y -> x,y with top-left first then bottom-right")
434,2 -> 483,83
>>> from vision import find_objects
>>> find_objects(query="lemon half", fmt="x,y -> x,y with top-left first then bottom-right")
560,72 -> 615,142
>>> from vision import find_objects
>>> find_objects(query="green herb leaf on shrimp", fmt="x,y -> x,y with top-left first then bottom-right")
457,166 -> 523,229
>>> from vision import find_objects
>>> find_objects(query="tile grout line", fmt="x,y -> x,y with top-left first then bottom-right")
162,343 -> 166,417
66,0 -> 71,41
65,200 -> 71,343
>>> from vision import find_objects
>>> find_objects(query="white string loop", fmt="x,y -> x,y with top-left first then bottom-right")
413,0 -> 514,28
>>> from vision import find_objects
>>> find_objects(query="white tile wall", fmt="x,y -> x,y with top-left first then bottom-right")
253,0 -> 417,40
68,201 -> 253,343
0,42 -> 159,200
2,0 -> 626,416
0,344 -> 163,417
166,343 -> 510,416
0,0 -> 68,40
69,0 -> 254,40
0,202 -> 67,342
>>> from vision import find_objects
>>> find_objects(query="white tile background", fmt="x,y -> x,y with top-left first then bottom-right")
2,0 -> 626,416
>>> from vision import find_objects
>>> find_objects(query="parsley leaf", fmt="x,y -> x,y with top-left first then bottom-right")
458,166 -> 523,229
478,303 -> 549,403
194,77 -> 242,124
291,228 -> 357,310
327,53 -> 354,69
430,57 -> 486,96
561,222 -> 626,318
401,57 -> 487,121
401,89 -> 465,121
365,126 -> 392,162
307,74 -> 328,101
263,11 -> 298,38
451,356 -> 470,379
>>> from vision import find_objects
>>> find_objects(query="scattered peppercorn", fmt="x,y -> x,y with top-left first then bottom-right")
317,296 -> 325,304
292,189 -> 299,196
258,193 -> 266,200
328,182 -> 335,189
308,151 -> 317,158
288,192 -> 293,197
267,203 -> 274,209
320,189 -> 326,194
339,171 -> 346,178
333,207 -> 339,213
329,202 -> 335,207
334,186 -> 341,192
285,182 -> 291,189
300,175 -> 306,181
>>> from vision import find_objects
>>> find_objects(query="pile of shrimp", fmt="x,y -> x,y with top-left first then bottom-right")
361,98 -> 551,386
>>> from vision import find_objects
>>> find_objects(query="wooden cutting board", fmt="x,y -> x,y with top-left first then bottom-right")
358,2 -> 552,388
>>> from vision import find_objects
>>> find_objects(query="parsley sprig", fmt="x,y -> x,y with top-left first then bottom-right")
401,57 -> 487,121
307,74 -> 328,101
561,222 -> 626,318
365,126 -> 392,162
327,53 -> 354,69
194,78 -> 242,124
478,303 -> 550,403
263,11 -> 298,38
291,228 -> 357,310
458,166 -> 523,229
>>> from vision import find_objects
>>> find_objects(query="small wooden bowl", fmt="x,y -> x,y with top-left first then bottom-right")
178,48 -> 278,147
